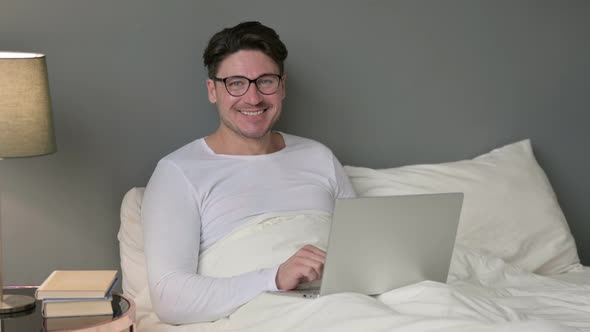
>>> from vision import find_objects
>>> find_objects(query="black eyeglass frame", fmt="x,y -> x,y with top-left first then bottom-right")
212,73 -> 283,97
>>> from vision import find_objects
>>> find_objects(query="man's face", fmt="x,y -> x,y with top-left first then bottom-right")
207,50 -> 286,140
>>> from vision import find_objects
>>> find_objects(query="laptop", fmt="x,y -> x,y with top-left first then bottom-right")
271,193 -> 463,298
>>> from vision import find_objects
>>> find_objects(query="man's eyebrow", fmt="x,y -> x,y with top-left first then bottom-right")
219,73 -> 280,79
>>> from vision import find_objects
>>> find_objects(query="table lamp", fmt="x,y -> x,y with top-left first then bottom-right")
0,52 -> 57,314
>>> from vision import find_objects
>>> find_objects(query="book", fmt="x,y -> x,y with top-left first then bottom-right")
36,270 -> 118,300
42,298 -> 113,318
44,312 -> 113,330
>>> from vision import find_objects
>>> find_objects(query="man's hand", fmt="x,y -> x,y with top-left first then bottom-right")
275,245 -> 326,291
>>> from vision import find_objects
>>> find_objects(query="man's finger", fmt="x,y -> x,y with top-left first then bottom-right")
296,257 -> 324,279
301,245 -> 327,257
295,253 -> 325,270
298,265 -> 319,282
297,246 -> 326,262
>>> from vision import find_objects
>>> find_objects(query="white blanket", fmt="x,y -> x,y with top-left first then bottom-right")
135,212 -> 590,332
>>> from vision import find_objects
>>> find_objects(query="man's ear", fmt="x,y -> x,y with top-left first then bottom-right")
207,79 -> 217,104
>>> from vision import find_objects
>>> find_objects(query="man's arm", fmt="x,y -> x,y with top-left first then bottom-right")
141,161 -> 278,324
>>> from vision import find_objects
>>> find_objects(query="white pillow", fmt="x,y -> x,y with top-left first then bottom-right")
117,187 -> 147,299
344,139 -> 581,275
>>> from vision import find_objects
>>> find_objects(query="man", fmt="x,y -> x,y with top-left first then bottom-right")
142,21 -> 356,325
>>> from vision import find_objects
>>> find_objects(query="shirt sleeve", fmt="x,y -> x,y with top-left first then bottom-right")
141,160 -> 279,324
331,154 -> 357,199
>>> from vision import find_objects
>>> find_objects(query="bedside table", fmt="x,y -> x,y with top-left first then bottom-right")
1,286 -> 136,331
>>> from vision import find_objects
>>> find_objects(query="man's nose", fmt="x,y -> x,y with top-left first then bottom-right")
242,83 -> 264,104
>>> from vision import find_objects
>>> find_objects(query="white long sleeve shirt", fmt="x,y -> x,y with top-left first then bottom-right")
141,133 -> 356,324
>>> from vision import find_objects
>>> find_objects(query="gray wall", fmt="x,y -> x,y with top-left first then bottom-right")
0,0 -> 588,286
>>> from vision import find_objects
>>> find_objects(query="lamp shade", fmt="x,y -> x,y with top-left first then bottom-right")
0,52 -> 56,158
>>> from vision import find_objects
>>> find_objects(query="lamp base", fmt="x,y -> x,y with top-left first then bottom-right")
0,294 -> 36,314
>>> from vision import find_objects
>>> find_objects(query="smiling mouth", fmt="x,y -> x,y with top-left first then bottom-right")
239,109 -> 267,116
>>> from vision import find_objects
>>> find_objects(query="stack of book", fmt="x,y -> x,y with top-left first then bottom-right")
35,270 -> 118,330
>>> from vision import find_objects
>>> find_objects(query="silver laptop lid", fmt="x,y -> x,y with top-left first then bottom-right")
319,193 -> 463,296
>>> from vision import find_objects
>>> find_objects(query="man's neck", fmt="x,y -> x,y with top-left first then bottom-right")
205,130 -> 285,156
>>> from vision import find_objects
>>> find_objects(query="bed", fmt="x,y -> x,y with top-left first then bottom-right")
118,139 -> 590,332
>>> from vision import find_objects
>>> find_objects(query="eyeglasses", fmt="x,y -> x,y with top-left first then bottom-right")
213,73 -> 282,97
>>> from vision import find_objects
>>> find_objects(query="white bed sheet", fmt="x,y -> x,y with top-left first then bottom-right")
549,267 -> 590,286
133,212 -> 590,332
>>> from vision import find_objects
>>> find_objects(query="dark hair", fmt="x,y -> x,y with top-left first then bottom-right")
203,21 -> 288,79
